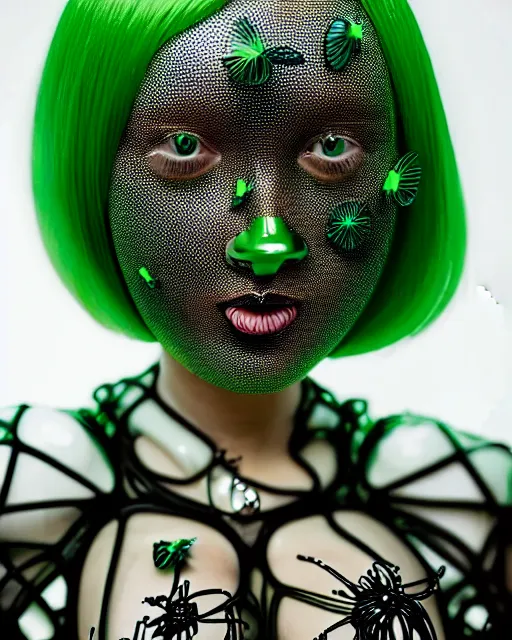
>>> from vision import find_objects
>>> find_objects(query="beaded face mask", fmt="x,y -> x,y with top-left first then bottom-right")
108,0 -> 399,394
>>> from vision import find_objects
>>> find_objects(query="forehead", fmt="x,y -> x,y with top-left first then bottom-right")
132,0 -> 395,128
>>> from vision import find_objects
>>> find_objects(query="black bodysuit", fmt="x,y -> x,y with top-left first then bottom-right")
0,363 -> 510,639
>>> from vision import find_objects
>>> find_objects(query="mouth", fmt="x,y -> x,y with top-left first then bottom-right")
216,292 -> 301,336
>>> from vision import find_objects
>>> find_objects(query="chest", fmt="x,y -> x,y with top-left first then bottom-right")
77,507 -> 446,640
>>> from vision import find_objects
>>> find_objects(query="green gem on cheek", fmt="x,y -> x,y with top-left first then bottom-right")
322,136 -> 346,157
174,133 -> 198,156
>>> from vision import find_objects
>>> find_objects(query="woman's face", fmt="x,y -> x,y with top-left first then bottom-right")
108,0 -> 399,394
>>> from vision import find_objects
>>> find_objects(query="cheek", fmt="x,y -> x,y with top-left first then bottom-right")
108,145 -> 230,299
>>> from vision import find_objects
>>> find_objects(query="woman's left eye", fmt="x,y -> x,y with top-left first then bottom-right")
298,134 -> 364,183
146,132 -> 221,180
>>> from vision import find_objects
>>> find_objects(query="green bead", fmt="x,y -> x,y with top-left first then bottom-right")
174,133 -> 198,156
322,136 -> 346,157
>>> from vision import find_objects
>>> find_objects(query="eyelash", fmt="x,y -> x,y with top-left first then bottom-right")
146,132 -> 363,182
146,133 -> 219,180
297,135 -> 364,182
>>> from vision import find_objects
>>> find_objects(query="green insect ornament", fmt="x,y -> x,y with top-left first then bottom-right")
223,17 -> 305,86
138,266 -> 160,290
152,537 -> 198,571
232,178 -> 255,207
325,18 -> 363,71
383,151 -> 422,207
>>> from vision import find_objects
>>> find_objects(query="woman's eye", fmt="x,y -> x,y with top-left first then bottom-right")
146,132 -> 221,180
298,134 -> 364,183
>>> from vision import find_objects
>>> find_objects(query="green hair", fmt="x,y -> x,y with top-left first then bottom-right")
32,0 -> 465,356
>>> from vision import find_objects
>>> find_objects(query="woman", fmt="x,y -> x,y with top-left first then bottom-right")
1,0 -> 510,638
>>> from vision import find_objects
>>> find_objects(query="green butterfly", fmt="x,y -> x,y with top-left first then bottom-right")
325,18 -> 363,71
152,537 -> 197,571
223,17 -> 305,86
383,152 -> 422,207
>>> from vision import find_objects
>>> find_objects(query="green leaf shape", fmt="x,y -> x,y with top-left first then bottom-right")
383,152 -> 422,207
325,18 -> 363,71
223,18 -> 271,86
223,18 -> 305,86
152,537 -> 197,570
265,46 -> 305,66
326,201 -> 371,251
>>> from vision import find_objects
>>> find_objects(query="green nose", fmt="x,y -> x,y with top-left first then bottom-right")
226,217 -> 309,276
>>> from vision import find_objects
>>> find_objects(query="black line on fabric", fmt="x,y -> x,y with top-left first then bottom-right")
406,527 -> 472,578
119,375 -> 346,521
388,496 -> 499,511
3,361 -> 511,639
119,373 -> 322,498
256,505 -> 446,636
10,442 -> 103,497
455,448 -> 499,508
9,555 -> 62,632
2,405 -> 112,498
0,549 -> 51,590
210,458 -> 318,497
369,451 -> 467,492
1,515 -> 99,633
0,446 -> 19,508
97,516 -> 126,640
1,498 -> 98,515
418,422 -> 503,508
364,515 -> 453,635
383,503 -> 507,626
123,433 -> 217,486
386,506 -> 480,566
325,509 -> 391,563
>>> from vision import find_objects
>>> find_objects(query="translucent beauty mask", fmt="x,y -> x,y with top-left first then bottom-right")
108,0 -> 399,393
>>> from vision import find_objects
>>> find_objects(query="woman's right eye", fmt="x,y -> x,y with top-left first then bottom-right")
146,132 -> 221,180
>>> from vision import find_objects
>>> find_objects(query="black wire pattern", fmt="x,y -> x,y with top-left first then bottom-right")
1,363 -> 511,640
291,556 -> 444,639
89,558 -> 247,639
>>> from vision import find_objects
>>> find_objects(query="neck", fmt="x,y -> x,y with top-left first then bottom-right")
155,350 -> 303,463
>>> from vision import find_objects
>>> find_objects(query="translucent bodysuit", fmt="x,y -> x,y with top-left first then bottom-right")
1,363 -> 510,639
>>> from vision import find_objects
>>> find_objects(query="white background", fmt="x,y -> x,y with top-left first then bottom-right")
1,0 -> 511,442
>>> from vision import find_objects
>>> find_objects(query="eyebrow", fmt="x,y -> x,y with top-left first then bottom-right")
130,101 -> 230,125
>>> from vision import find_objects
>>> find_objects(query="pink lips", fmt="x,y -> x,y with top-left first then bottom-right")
225,305 -> 298,335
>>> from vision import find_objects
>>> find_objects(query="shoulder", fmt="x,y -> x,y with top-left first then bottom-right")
0,361 -> 160,502
346,407 -> 512,635
0,401 -> 116,504
355,410 -> 512,506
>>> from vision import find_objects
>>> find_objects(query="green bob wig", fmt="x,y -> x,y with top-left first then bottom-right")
32,0 -> 466,357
